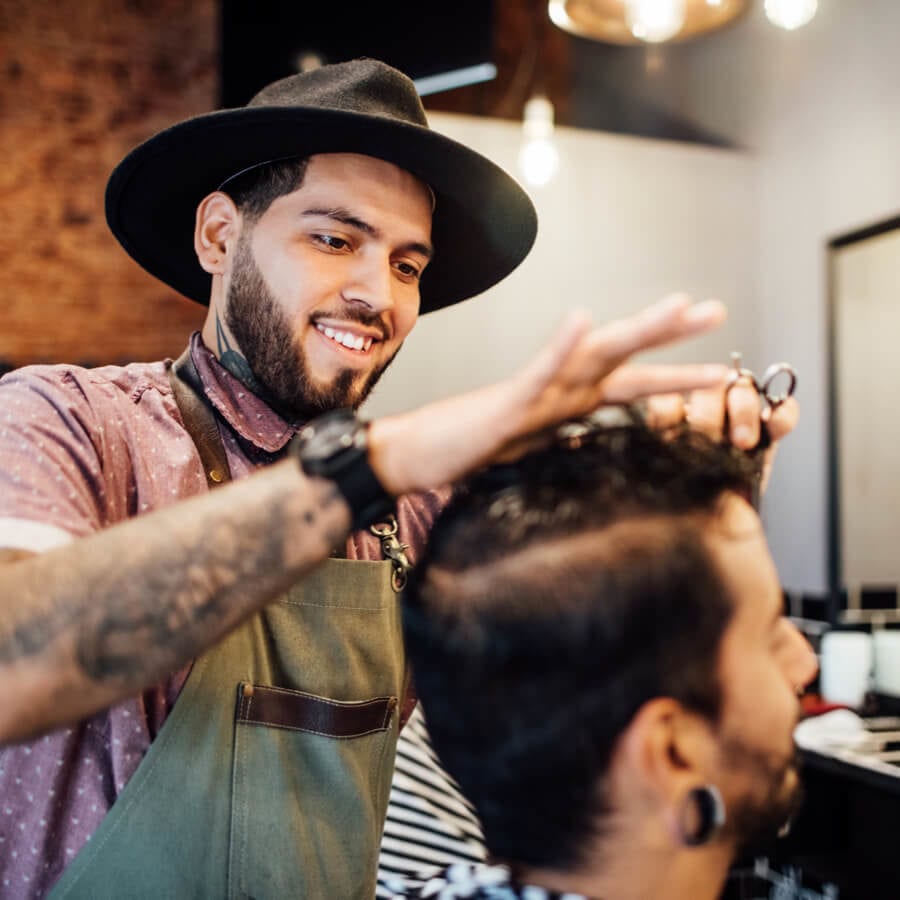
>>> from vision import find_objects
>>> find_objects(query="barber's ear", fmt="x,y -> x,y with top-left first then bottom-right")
194,192 -> 240,276
619,698 -> 718,805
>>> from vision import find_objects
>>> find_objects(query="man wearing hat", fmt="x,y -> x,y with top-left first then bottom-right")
0,59 -> 795,897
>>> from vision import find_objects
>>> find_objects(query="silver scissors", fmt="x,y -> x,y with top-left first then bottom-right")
725,352 -> 797,451
725,352 -> 797,507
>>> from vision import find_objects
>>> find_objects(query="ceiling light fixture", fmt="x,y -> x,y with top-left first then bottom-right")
625,0 -> 686,43
549,0 -> 757,45
764,0 -> 818,31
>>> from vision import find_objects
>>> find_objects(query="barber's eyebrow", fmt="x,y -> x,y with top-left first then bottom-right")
302,206 -> 433,259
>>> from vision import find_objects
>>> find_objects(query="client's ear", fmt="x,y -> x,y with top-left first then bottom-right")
615,698 -> 721,840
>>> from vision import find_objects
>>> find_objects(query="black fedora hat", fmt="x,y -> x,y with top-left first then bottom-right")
106,58 -> 537,315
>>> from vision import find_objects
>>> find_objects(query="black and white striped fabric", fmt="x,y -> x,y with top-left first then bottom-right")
377,704 -> 487,897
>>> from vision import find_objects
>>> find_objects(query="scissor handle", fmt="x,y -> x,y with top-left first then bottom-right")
724,353 -> 798,508
725,351 -> 761,395
758,362 -> 797,408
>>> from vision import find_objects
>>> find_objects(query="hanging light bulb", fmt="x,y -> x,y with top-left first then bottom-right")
549,0 -> 751,46
764,0 -> 817,31
625,0 -> 687,43
518,95 -> 560,188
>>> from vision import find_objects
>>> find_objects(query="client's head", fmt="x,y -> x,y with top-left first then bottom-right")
403,421 -> 818,897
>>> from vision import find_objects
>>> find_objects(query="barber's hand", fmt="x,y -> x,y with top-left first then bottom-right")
368,293 -> 731,495
645,382 -> 800,496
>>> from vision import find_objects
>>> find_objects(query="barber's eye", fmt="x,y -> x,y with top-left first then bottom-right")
396,262 -> 421,279
316,235 -> 349,250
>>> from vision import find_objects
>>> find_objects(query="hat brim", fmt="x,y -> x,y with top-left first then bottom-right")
105,106 -> 537,315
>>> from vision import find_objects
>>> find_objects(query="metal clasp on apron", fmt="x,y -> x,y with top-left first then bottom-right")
370,515 -> 411,592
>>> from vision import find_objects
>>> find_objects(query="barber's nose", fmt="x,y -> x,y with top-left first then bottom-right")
344,253 -> 395,313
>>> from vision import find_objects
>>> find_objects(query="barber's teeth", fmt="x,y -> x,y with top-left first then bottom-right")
317,322 -> 374,351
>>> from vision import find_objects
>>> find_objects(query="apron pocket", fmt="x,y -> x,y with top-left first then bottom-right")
228,682 -> 397,900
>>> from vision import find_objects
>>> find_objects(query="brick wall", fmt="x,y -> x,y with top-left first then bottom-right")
0,0 -> 214,368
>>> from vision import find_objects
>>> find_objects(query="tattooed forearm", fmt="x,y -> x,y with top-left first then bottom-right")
0,460 -> 350,742
0,548 -> 38,564
72,514 -> 280,681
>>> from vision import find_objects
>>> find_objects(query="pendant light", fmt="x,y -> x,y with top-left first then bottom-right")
764,0 -> 818,31
548,0 -> 752,45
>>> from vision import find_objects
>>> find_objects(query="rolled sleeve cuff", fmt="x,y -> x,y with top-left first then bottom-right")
0,518 -> 75,553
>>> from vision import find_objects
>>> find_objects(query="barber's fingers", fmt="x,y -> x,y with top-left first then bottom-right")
640,384 -> 765,445
644,393 -> 687,429
670,382 -> 761,447
522,294 -> 727,399
517,308 -> 595,392
764,396 -> 800,443
724,382 -> 762,449
609,293 -> 725,356
570,294 -> 726,377
755,397 -> 801,496
644,387 -> 800,447
602,366 -> 728,404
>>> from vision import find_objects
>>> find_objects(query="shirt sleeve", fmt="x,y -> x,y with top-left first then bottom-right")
0,367 -> 107,551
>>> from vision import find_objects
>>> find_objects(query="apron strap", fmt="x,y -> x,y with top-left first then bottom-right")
167,346 -> 410,590
167,347 -> 232,488
166,344 -> 418,728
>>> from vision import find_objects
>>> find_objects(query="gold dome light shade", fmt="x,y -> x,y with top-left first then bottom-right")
548,0 -> 752,45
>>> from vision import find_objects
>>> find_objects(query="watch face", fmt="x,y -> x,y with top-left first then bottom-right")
291,409 -> 393,529
296,410 -> 364,464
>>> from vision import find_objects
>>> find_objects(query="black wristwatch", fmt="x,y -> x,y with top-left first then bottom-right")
290,409 -> 395,530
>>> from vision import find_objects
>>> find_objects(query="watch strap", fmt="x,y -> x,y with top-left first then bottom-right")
292,414 -> 395,531
335,430 -> 396,530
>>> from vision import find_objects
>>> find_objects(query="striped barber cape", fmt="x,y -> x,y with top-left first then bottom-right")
377,704 -> 487,896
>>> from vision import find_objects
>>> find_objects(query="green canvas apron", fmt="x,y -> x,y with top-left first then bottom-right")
49,352 -> 408,899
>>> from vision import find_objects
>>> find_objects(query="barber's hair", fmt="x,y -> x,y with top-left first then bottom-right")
403,421 -> 757,870
221,156 -> 310,222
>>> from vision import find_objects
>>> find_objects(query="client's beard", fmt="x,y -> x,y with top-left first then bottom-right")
722,741 -> 804,855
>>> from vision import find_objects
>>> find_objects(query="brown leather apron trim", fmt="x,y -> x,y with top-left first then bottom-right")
167,347 -> 232,488
236,682 -> 398,739
168,343 -> 416,731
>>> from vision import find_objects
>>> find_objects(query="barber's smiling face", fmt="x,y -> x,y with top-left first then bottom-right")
224,153 -> 433,420
705,495 -> 819,848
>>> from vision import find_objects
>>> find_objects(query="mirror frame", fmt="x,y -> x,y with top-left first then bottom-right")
827,212 -> 900,615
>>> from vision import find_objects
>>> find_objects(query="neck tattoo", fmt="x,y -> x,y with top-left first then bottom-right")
216,313 -> 266,396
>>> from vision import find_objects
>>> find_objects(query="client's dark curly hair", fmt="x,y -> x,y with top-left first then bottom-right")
403,419 -> 758,870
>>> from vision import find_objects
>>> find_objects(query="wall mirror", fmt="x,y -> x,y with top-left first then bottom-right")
829,215 -> 900,620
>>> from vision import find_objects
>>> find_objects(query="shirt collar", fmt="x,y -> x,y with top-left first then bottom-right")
188,331 -> 296,453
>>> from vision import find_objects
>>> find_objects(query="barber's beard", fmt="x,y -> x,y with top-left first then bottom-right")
225,237 -> 398,423
719,738 -> 804,854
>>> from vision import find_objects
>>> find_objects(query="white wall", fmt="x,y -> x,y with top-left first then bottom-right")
369,4 -> 900,592
639,2 -> 900,591
365,111 -> 758,429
